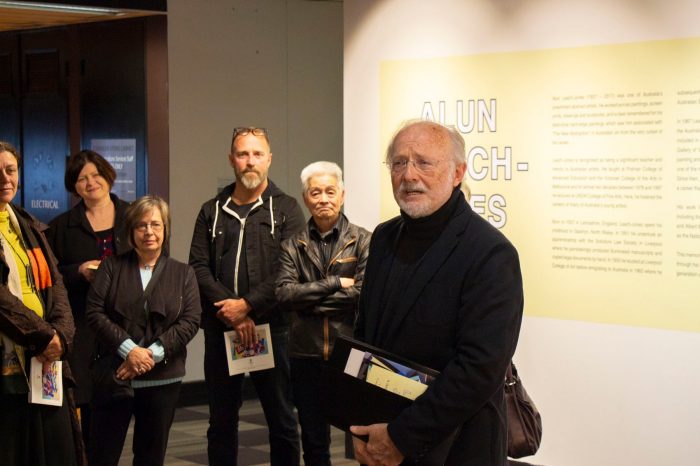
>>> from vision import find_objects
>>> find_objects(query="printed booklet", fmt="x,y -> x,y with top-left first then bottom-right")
223,323 -> 275,376
29,357 -> 63,406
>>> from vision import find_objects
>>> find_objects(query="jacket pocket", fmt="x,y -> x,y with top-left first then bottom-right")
332,257 -> 358,278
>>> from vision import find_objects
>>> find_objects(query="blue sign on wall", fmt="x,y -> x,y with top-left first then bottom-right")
90,139 -> 137,202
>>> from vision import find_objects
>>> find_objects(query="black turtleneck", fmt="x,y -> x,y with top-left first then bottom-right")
377,187 -> 463,338
395,187 -> 462,263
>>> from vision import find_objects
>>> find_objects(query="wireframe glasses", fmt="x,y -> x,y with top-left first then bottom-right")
386,158 -> 442,175
134,222 -> 164,233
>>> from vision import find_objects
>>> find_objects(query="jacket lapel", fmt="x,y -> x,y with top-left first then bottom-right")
112,253 -> 147,331
298,235 -> 325,277
67,200 -> 94,234
363,222 -> 401,344
381,204 -> 470,344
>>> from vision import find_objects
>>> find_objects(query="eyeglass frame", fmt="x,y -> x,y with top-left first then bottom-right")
385,157 -> 443,175
232,127 -> 269,145
133,221 -> 164,233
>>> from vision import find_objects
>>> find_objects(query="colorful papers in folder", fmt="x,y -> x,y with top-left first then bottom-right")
343,348 -> 433,400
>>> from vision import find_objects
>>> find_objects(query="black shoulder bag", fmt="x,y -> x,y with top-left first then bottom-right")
505,361 -> 543,458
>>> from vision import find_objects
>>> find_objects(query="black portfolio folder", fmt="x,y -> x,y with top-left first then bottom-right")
320,336 -> 457,465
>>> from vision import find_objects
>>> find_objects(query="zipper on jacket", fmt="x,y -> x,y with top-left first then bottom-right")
325,237 -> 357,276
319,237 -> 357,360
233,218 -> 245,295
323,316 -> 330,360
221,196 -> 263,295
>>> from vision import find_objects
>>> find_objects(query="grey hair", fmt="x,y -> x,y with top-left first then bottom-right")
385,119 -> 467,168
125,195 -> 171,250
300,161 -> 344,192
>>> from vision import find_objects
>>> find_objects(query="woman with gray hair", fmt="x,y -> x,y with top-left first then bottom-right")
86,195 -> 201,466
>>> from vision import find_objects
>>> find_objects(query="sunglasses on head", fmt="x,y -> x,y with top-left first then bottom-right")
232,127 -> 268,141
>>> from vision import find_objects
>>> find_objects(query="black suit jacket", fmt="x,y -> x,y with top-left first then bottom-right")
355,193 -> 524,466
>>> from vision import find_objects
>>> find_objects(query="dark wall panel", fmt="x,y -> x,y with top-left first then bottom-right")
0,35 -> 20,146
79,20 -> 146,201
21,31 -> 69,222
0,18 -> 166,217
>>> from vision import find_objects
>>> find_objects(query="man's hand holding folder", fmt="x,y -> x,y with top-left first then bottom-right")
320,336 -> 456,466
350,423 -> 404,466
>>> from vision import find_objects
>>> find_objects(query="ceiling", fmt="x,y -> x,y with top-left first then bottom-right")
0,2 -> 164,33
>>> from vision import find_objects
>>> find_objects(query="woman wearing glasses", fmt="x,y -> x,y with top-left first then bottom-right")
47,150 -> 131,446
0,142 -> 78,465
85,195 -> 201,466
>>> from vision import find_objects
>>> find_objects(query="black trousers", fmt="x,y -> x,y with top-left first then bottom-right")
0,393 -> 77,466
291,357 -> 331,466
88,382 -> 181,466
204,324 -> 300,466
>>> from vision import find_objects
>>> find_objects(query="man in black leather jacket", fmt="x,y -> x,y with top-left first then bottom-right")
276,161 -> 371,466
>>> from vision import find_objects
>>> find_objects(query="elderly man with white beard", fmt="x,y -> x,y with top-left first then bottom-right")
189,127 -> 304,466
351,120 -> 524,466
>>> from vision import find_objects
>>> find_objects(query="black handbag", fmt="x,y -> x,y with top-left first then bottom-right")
89,353 -> 134,407
505,362 -> 543,458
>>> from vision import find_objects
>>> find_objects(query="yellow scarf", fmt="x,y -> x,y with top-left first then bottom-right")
0,210 -> 43,317
0,209 -> 45,388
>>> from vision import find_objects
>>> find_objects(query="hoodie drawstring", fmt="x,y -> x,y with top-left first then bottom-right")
214,194 -> 275,239
269,196 -> 275,237
212,199 -> 220,240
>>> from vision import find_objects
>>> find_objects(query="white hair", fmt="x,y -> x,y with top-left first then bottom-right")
385,119 -> 467,168
300,161 -> 344,192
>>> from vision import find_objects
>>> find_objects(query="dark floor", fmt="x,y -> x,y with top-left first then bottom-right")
117,398 -> 356,465
116,399 -> 542,465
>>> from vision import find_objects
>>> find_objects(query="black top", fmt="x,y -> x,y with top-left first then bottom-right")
188,180 -> 306,329
220,199 -> 257,297
396,187 -> 461,262
378,188 -> 462,337
46,193 -> 131,316
86,251 -> 201,381
46,193 -> 130,403
309,215 -> 344,269
95,228 -> 116,260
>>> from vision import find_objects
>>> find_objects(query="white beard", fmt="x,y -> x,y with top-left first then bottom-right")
395,172 -> 455,218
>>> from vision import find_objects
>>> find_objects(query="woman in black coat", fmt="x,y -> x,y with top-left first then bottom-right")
85,195 -> 201,466
0,141 -> 79,465
47,150 -> 130,443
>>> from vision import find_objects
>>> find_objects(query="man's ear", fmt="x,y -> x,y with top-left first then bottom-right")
453,162 -> 467,187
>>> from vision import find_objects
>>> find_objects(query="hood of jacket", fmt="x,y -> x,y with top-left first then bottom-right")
210,179 -> 288,241
215,179 -> 286,205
